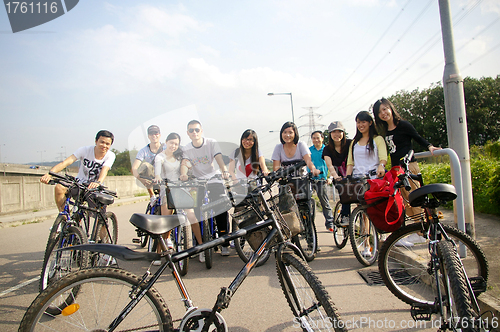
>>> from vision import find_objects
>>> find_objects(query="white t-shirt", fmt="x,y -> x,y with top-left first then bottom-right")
271,141 -> 310,175
182,138 -> 222,180
136,143 -> 166,164
154,153 -> 180,182
73,146 -> 115,183
229,148 -> 264,179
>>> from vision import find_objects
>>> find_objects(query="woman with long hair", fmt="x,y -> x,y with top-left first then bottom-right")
323,121 -> 352,228
373,97 -> 440,222
229,129 -> 269,181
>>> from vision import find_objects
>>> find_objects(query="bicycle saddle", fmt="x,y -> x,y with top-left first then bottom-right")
93,192 -> 115,205
130,213 -> 188,235
408,183 -> 457,207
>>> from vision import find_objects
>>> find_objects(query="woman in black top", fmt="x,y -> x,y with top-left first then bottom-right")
373,98 -> 441,220
323,121 -> 352,229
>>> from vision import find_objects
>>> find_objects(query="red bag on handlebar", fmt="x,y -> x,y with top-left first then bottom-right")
363,166 -> 405,233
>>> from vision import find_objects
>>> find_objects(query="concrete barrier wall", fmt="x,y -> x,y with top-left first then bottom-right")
0,175 -> 147,216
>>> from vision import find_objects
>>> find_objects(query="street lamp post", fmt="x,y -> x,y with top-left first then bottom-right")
268,92 -> 295,123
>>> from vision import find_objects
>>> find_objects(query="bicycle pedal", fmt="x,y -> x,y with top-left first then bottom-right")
470,276 -> 487,294
132,238 -> 140,244
410,304 -> 435,321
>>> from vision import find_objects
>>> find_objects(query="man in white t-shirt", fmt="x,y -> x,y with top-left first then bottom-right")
180,120 -> 231,260
131,125 -> 166,203
40,130 -> 116,211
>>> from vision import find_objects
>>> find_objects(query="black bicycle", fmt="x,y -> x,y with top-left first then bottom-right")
38,172 -> 117,314
20,161 -> 346,332
378,151 -> 490,331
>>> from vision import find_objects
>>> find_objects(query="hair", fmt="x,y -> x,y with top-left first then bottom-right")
327,127 -> 347,157
352,111 -> 378,156
165,132 -> 183,160
187,119 -> 202,129
311,130 -> 323,139
372,98 -> 401,135
95,130 -> 114,144
279,121 -> 299,145
239,129 -> 260,175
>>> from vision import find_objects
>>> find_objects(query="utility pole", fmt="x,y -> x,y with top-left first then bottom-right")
438,0 -> 475,237
299,107 -> 324,146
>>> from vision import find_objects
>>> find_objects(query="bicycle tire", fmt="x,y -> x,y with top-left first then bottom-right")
232,219 -> 271,267
332,201 -> 348,249
202,216 -> 213,269
276,252 -> 347,332
39,225 -> 89,315
378,222 -> 488,307
39,215 -> 67,291
438,240 -> 479,331
19,268 -> 173,332
348,206 -> 378,266
293,200 -> 317,262
174,224 -> 191,276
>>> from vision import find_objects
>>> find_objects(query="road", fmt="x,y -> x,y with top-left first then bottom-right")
0,200 -> 442,331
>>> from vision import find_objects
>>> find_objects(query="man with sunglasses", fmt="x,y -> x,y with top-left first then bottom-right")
180,120 -> 231,262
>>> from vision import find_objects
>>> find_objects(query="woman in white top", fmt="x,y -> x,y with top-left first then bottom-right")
271,122 -> 320,177
346,111 -> 387,179
229,129 -> 269,181
153,133 -> 198,264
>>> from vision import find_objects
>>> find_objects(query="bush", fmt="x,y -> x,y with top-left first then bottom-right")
419,143 -> 500,216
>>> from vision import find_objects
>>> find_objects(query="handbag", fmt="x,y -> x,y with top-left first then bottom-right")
334,177 -> 368,204
363,166 -> 405,233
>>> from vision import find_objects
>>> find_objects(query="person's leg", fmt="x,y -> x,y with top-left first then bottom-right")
402,161 -> 423,220
54,184 -> 68,212
215,212 -> 229,246
316,181 -> 333,226
191,207 -> 203,245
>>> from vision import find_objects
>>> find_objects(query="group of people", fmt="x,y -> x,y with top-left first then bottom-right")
40,97 -> 440,264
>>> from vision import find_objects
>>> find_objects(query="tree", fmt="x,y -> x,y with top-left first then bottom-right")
108,149 -> 134,176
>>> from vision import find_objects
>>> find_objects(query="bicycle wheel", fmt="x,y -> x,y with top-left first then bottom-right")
293,201 -> 317,262
437,240 -> 479,331
378,222 -> 488,307
348,206 -> 378,266
332,201 -> 348,249
202,217 -> 213,269
39,215 -> 67,291
19,268 -> 173,332
94,211 -> 118,244
232,219 -> 271,267
276,252 -> 347,332
173,224 -> 191,276
39,225 -> 89,315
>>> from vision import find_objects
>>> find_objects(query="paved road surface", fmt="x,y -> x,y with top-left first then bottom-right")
0,200 -> 492,331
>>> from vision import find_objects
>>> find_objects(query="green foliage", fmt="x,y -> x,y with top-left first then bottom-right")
419,148 -> 500,216
108,149 -> 133,176
387,75 -> 500,148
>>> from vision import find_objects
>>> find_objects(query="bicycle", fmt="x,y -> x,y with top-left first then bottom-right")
283,170 -> 318,262
378,151 -> 490,330
20,161 -> 347,332
40,172 -> 118,293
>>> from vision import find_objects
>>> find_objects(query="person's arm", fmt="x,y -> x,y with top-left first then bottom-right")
374,136 -> 388,178
131,159 -> 152,187
345,141 -> 354,176
40,155 -> 77,184
154,156 -> 163,183
404,121 -> 441,155
87,166 -> 110,189
273,160 -> 281,171
302,154 -> 320,176
324,156 -> 341,181
258,156 -> 269,175
214,153 -> 229,179
228,159 -> 237,181
179,158 -> 191,181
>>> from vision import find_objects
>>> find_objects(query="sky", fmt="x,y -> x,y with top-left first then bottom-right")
1,0 -> 499,165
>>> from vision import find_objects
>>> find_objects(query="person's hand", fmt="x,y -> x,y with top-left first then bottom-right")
376,164 -> 385,178
262,168 -> 270,176
312,169 -> 321,177
429,145 -> 441,155
222,170 -> 230,180
153,177 -> 162,184
40,173 -> 52,184
179,174 -> 188,181
327,177 -> 333,185
88,182 -> 101,189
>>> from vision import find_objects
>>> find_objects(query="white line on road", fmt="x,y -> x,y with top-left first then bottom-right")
0,277 -> 39,297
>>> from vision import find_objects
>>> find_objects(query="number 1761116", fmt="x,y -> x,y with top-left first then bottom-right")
5,2 -> 58,14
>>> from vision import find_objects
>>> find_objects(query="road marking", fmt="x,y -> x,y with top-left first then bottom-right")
0,277 -> 39,297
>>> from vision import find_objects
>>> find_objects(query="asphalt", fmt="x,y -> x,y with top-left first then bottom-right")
1,198 -> 499,323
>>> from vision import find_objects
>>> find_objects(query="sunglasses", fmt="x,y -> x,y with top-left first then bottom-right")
188,128 -> 201,133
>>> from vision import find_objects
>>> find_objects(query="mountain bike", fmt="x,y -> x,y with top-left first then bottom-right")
378,151 -> 490,331
20,161 -> 347,332
39,172 -> 117,296
283,171 -> 318,262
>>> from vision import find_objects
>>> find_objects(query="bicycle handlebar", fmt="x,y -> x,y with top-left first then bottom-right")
48,171 -> 117,197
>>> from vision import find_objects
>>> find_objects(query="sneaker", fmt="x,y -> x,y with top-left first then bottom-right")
221,247 -> 230,256
361,247 -> 372,257
395,239 -> 414,247
229,241 -> 235,249
340,216 -> 350,227
152,260 -> 162,266
199,251 -> 206,263
166,238 -> 174,249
